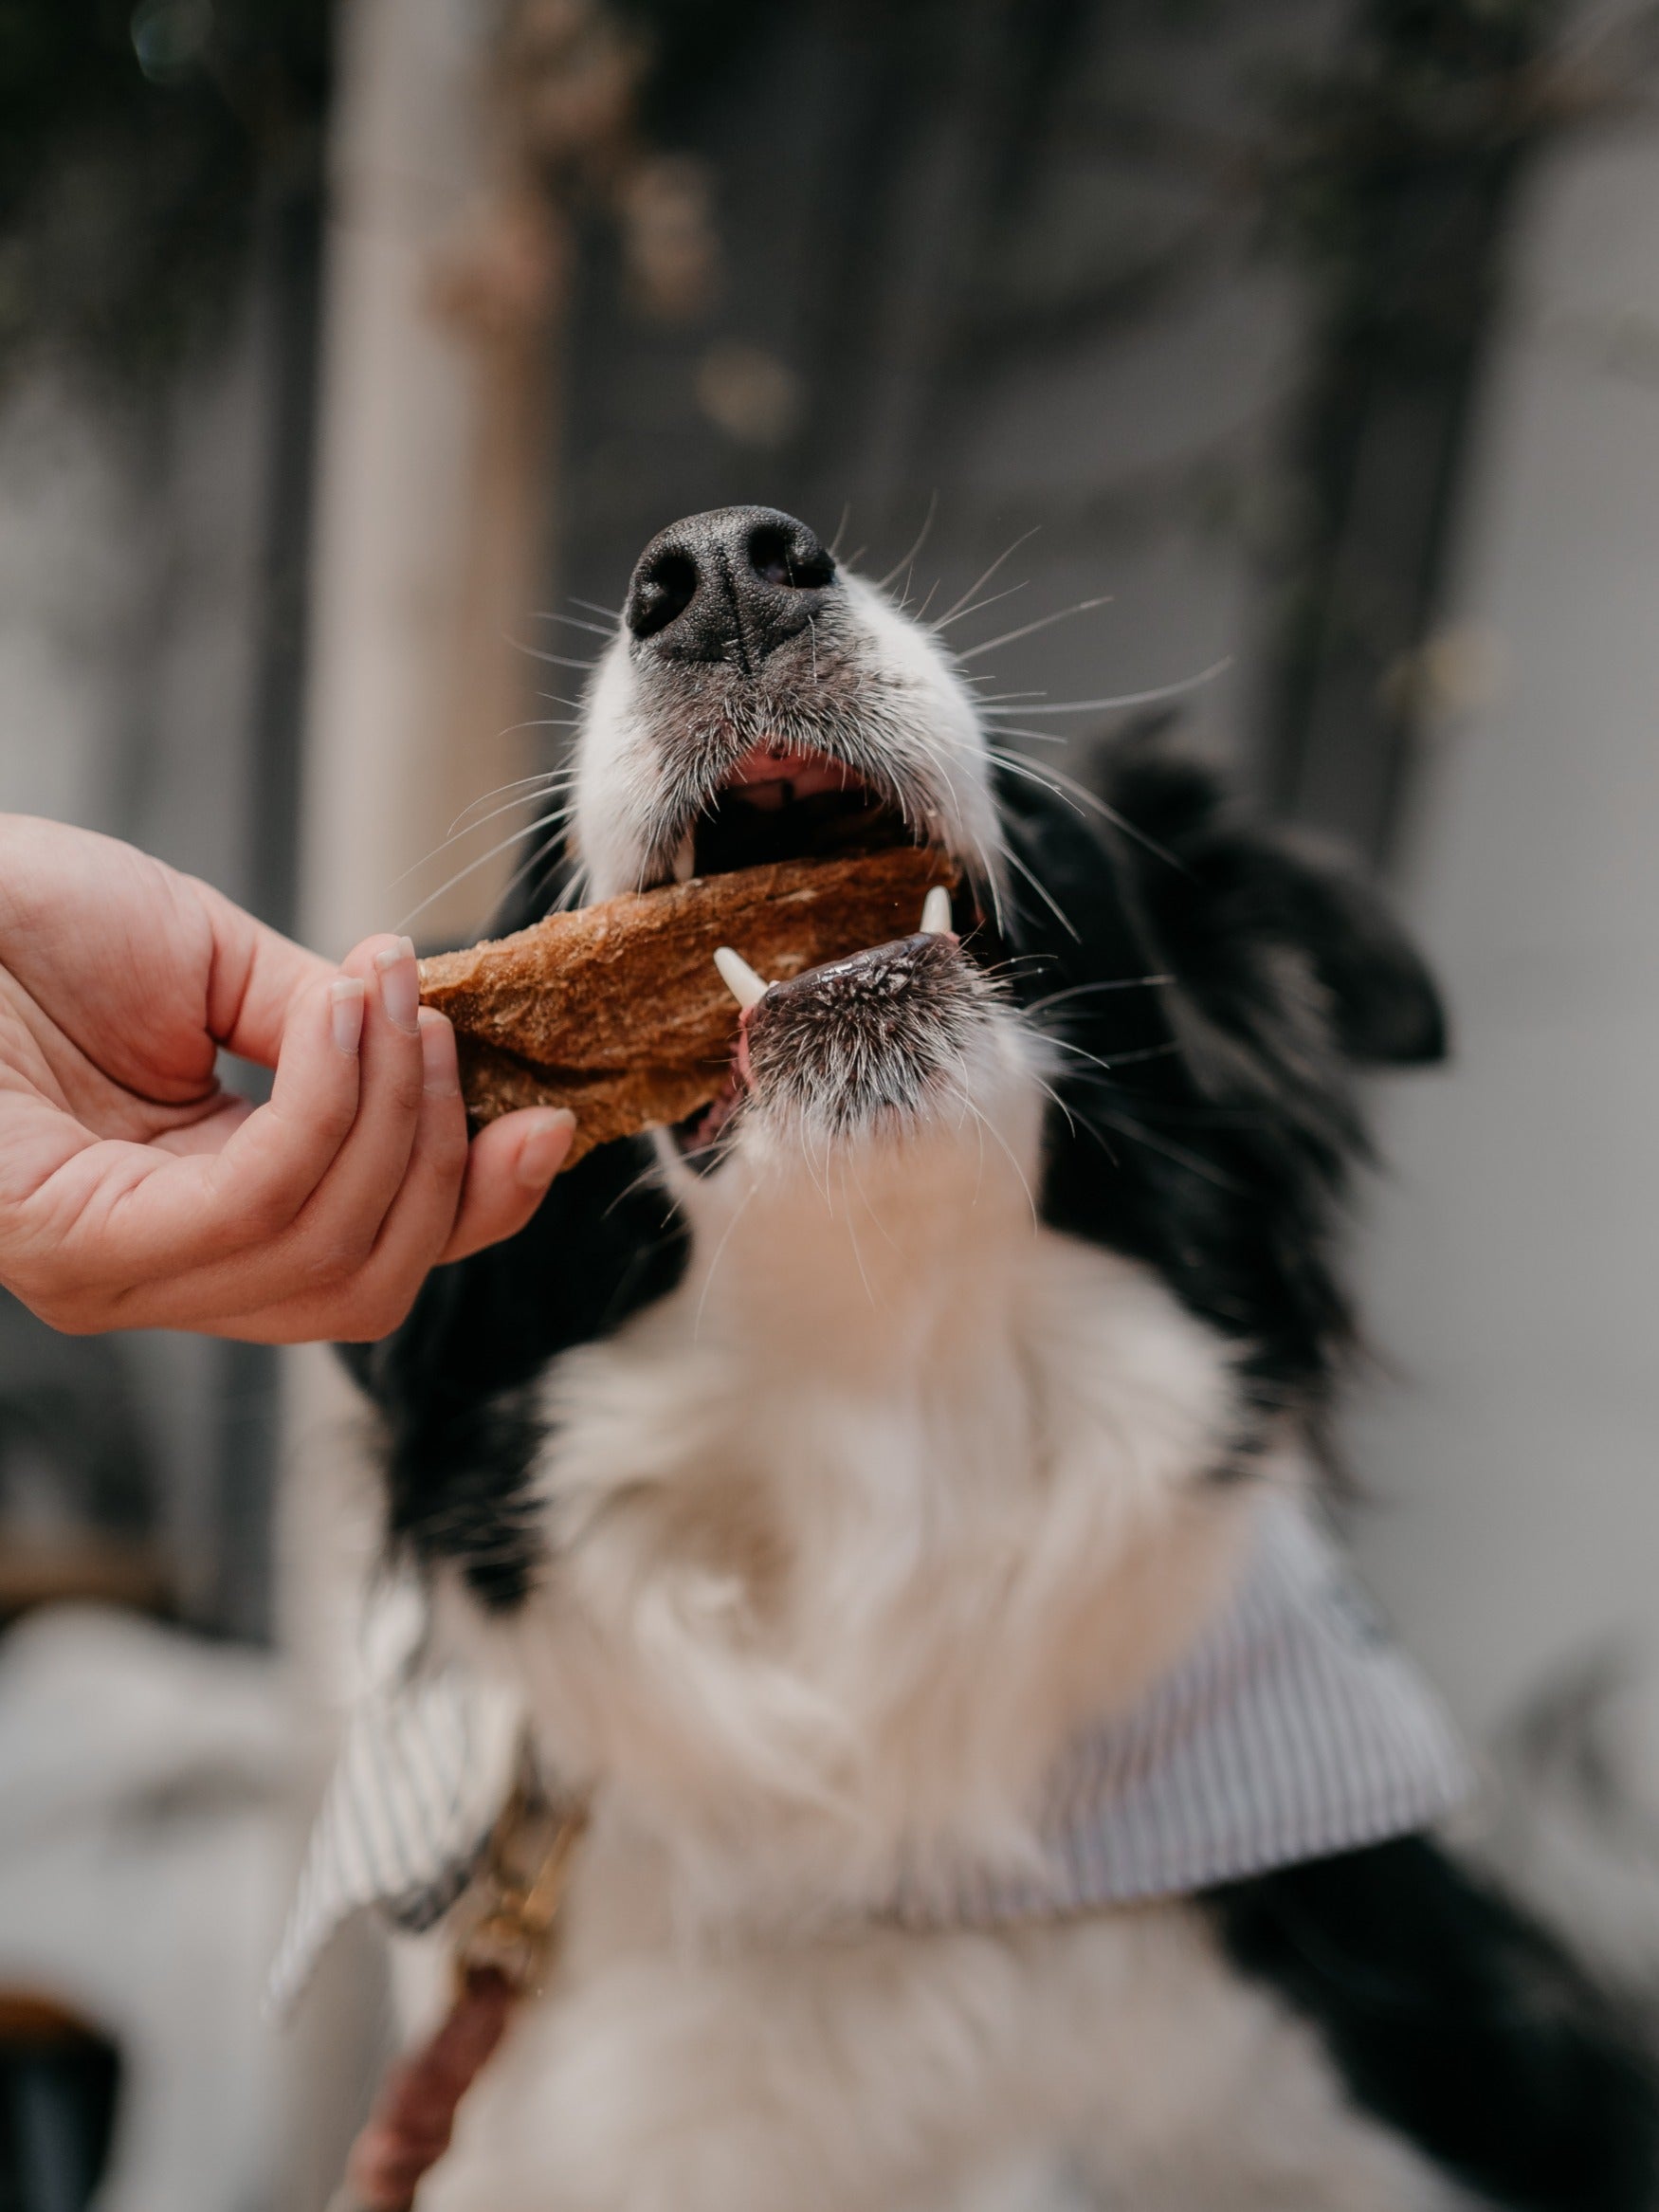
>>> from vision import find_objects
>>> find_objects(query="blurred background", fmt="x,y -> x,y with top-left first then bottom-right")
0,0 -> 1656,2203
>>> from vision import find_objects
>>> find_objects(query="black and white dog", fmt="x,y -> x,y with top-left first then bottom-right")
349,508 -> 1659,2211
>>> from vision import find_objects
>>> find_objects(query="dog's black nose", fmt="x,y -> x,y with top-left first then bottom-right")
625,506 -> 836,667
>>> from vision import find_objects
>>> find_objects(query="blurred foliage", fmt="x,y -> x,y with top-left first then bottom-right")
0,0 -> 329,387
1267,0 -> 1559,355
1259,0 -> 1565,851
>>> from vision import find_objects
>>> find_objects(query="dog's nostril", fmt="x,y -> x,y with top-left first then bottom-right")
624,508 -> 833,663
747,523 -> 833,593
628,550 -> 699,641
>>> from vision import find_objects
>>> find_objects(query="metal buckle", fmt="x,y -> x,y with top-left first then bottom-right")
452,1782 -> 588,1998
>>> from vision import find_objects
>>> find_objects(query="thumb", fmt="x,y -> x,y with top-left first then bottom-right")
191,879 -> 336,1069
439,1109 -> 577,1263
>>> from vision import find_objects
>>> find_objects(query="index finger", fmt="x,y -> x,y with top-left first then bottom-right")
21,966 -> 365,1300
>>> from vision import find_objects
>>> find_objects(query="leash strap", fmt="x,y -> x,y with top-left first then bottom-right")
325,1966 -> 517,2212
327,1785 -> 587,2212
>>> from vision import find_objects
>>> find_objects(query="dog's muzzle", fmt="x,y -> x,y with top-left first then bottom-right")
738,928 -> 989,1140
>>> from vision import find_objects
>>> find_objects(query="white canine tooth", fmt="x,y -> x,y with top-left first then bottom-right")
714,945 -> 770,1010
671,832 -> 696,883
921,885 -> 953,936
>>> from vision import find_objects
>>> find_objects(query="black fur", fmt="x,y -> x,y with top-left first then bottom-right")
996,741 -> 1446,1424
1205,1836 -> 1659,2212
341,1130 -> 688,1610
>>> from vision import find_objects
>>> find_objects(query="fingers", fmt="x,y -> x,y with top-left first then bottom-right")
319,1008 -> 470,1340
167,963 -> 367,1260
13,961 -> 366,1309
106,934 -> 431,1323
200,1099 -> 574,1342
222,1094 -> 574,1343
282,935 -> 431,1277
285,985 -> 581,1334
2,926 -> 578,1340
130,976 -> 574,1341
440,1106 -> 576,1265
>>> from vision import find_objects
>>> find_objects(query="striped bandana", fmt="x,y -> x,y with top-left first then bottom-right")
267,1492 -> 1471,2019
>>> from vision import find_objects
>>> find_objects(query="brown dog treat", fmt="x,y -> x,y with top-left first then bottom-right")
418,846 -> 959,1161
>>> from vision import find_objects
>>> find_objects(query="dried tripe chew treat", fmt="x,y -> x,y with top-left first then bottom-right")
418,845 -> 959,1162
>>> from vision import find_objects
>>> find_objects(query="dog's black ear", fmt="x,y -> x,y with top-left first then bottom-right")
1101,743 -> 1449,1070
1267,850 -> 1448,1068
1010,736 -> 1448,1415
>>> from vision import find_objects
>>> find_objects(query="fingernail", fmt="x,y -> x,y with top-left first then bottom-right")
419,1010 -> 460,1095
516,1108 -> 576,1188
330,976 -> 366,1055
375,941 -> 421,1033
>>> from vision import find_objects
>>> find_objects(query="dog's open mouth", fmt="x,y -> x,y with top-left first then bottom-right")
667,740 -> 971,1161
674,741 -> 915,882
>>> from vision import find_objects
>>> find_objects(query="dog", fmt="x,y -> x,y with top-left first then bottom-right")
345,507 -> 1659,2211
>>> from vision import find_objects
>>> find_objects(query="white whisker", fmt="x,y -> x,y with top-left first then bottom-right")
835,1161 -> 881,1310
1052,1031 -> 1185,1084
532,611 -> 615,639
1077,1106 -> 1243,1191
429,787 -> 576,855
447,768 -> 576,837
602,1157 -> 678,1217
395,804 -> 574,933
514,642 -> 600,673
875,490 -> 939,593
694,1181 -> 759,1339
988,750 -> 1188,875
955,596 -> 1114,664
1027,1067 -> 1080,1140
1026,977 -> 1173,1015
987,748 -> 1089,818
943,1086 -> 1037,1227
933,526 -> 1041,628
981,657 -> 1231,715
487,814 -> 586,921
931,579 -> 1028,635
1003,842 -> 1080,941
846,1153 -> 903,1254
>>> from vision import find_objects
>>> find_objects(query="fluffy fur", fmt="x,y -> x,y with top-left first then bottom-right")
348,506 -> 1659,2211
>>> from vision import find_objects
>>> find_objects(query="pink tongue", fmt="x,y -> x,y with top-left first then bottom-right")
727,743 -> 854,800
683,1014 -> 755,1151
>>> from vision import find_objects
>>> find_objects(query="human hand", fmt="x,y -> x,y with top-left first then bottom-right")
0,816 -> 574,1341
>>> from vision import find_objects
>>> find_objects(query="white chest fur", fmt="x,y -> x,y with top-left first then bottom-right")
412,1154 -> 1458,2211
446,1081 -> 1251,1935
403,1870 -> 1463,2212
